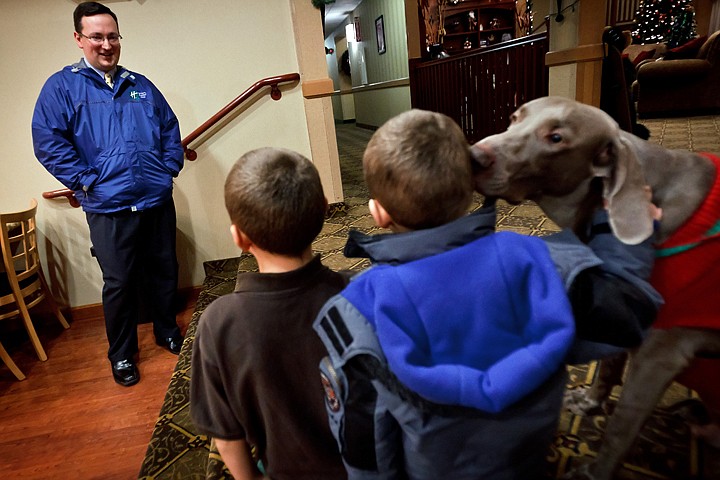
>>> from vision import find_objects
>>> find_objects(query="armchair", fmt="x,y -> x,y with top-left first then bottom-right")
632,30 -> 720,117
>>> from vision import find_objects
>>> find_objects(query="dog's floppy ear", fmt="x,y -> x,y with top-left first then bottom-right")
593,137 -> 654,245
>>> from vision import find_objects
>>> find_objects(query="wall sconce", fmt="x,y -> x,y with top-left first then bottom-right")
346,23 -> 356,43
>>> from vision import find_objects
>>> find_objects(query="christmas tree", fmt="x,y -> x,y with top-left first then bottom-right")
632,0 -> 695,45
667,5 -> 697,47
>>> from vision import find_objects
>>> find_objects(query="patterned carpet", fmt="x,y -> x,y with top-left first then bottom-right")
139,114 -> 720,479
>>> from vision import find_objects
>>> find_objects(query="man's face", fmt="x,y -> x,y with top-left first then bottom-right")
74,14 -> 121,72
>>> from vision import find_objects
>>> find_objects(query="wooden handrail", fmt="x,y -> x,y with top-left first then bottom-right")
42,188 -> 80,208
42,73 -> 301,207
335,78 -> 410,96
545,43 -> 605,68
182,72 -> 300,160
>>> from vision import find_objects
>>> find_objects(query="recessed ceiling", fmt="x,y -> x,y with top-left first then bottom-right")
324,0 -> 363,37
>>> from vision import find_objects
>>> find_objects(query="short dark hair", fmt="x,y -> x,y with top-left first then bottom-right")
74,2 -> 119,33
224,148 -> 327,256
363,109 -> 473,230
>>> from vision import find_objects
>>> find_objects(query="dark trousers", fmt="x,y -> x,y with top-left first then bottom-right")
87,199 -> 180,363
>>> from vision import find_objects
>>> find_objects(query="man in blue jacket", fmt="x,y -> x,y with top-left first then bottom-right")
31,2 -> 184,386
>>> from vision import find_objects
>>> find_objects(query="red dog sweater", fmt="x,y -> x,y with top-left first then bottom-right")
650,152 -> 720,412
652,153 -> 720,329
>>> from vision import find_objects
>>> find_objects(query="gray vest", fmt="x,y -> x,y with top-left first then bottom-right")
314,295 -> 566,480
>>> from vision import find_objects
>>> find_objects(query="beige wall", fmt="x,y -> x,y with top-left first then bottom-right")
343,0 -> 412,128
358,0 -> 410,84
353,86 -> 412,127
325,27 -> 356,122
0,0 -> 326,308
544,0 -> 582,99
545,1 -> 607,105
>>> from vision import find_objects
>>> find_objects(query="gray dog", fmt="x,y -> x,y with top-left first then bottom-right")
471,96 -> 720,479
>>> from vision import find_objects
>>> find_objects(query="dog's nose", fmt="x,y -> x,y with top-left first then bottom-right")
470,142 -> 495,168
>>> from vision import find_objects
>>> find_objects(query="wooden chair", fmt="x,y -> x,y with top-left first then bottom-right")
0,199 -> 70,379
0,339 -> 25,380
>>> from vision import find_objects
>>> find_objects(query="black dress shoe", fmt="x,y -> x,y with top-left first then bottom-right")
112,359 -> 139,387
156,335 -> 184,355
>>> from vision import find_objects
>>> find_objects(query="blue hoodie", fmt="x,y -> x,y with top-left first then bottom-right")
336,207 -> 575,413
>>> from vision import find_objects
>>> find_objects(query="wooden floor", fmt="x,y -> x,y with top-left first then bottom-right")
0,292 -> 198,479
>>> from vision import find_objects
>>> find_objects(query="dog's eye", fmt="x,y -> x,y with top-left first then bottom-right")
549,133 -> 563,143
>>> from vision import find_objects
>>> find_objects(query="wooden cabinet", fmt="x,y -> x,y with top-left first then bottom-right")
441,0 -> 515,54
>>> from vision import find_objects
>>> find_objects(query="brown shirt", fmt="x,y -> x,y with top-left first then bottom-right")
190,256 -> 349,480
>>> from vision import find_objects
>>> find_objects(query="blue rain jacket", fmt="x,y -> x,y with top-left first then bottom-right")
32,59 -> 183,213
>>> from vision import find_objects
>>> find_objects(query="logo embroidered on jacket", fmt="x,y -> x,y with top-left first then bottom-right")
129,90 -> 147,100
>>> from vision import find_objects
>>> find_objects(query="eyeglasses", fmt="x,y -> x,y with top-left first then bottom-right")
78,33 -> 122,45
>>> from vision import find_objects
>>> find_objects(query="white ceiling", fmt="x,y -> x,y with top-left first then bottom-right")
324,0 -> 364,37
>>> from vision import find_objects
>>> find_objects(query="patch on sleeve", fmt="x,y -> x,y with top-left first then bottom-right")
321,371 -> 341,412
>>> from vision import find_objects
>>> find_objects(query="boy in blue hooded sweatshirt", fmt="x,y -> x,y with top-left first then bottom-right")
313,109 -> 576,480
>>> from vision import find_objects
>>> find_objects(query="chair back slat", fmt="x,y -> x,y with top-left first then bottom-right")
1,202 -> 41,295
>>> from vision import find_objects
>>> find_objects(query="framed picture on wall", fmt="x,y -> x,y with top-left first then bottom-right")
376,15 -> 386,54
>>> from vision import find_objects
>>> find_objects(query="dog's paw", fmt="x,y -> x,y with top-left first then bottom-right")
563,386 -> 603,416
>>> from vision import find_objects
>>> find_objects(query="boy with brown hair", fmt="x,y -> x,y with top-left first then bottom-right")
190,147 -> 347,480
314,110 -> 575,479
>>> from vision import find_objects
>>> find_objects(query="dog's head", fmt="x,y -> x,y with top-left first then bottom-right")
471,96 -> 654,244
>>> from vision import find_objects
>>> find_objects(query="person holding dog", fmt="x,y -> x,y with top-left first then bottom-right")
542,184 -> 664,362
314,109 -> 576,479
190,148 -> 348,480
